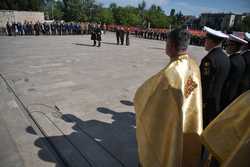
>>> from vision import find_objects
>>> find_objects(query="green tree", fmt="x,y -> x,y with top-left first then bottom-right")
241,16 -> 250,32
138,0 -> 146,11
0,0 -> 44,11
125,6 -> 142,26
44,0 -> 64,20
28,0 -> 43,11
52,1 -> 64,20
170,9 -> 175,16
144,5 -> 171,28
97,8 -> 114,24
61,0 -> 100,22
169,10 -> 185,28
109,2 -> 117,10
62,0 -> 84,21
112,6 -> 142,26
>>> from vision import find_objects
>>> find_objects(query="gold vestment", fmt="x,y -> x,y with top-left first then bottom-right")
134,54 -> 203,167
201,91 -> 250,166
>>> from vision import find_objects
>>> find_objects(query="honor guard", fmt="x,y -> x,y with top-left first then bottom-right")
120,27 -> 125,45
125,27 -> 130,46
221,34 -> 248,109
239,33 -> 250,93
200,26 -> 230,127
95,24 -> 102,47
115,26 -> 120,45
90,24 -> 97,46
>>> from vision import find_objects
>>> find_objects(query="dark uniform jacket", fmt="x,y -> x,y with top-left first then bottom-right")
95,27 -> 102,41
200,47 -> 230,127
126,31 -> 130,46
119,29 -> 125,44
91,27 -> 96,40
239,50 -> 250,93
221,53 -> 246,110
116,28 -> 120,44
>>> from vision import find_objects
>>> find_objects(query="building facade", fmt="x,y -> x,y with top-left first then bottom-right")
200,13 -> 247,31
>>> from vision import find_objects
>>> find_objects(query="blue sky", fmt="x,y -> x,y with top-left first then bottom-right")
97,0 -> 250,16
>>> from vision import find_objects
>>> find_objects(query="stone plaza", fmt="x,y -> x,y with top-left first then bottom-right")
0,33 -> 206,167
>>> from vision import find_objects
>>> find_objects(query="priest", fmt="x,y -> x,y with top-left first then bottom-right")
134,28 -> 203,167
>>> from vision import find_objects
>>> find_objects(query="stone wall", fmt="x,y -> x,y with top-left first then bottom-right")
0,10 -> 44,27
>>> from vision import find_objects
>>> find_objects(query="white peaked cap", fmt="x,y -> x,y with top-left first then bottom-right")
244,32 -> 250,42
203,26 -> 229,39
229,34 -> 248,44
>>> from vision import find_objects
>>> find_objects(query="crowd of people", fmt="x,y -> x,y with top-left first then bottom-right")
5,21 -> 107,36
4,21 -> 206,47
132,28 -> 205,46
90,24 -> 102,47
134,28 -> 168,41
115,26 -> 130,46
89,25 -> 131,47
134,27 -> 250,167
2,19 -> 250,166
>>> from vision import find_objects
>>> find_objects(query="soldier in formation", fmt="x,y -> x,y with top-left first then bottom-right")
221,34 -> 248,110
5,21 -> 92,36
135,28 -> 168,41
200,26 -> 231,127
115,25 -> 130,46
90,24 -> 102,47
239,33 -> 250,93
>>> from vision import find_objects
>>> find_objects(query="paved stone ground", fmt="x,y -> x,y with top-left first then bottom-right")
0,32 -> 207,167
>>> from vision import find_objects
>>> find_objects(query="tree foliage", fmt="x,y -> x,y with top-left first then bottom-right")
0,0 -> 44,11
144,5 -> 171,28
0,0 -> 188,28
1,0 -> 249,31
97,8 -> 114,24
112,6 -> 142,26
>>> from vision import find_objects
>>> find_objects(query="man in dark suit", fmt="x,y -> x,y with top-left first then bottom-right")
95,24 -> 102,47
120,27 -> 125,45
90,24 -> 97,46
221,34 -> 247,110
125,27 -> 130,46
116,26 -> 120,45
200,26 -> 230,127
239,33 -> 250,94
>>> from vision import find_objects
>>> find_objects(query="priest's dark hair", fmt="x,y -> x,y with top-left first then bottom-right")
167,27 -> 191,52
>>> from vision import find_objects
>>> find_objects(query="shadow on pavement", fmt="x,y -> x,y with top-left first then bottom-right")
148,47 -> 165,50
102,42 -> 118,46
120,100 -> 134,106
72,43 -> 94,47
28,107 -> 138,167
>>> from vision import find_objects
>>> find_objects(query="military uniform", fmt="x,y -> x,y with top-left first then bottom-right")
200,27 -> 230,127
115,27 -> 120,45
6,22 -> 11,36
239,50 -> 250,92
126,28 -> 130,46
221,53 -> 246,109
200,47 -> 230,127
90,26 -> 97,46
120,27 -> 125,45
221,35 -> 248,109
239,33 -> 250,93
95,27 -> 102,47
